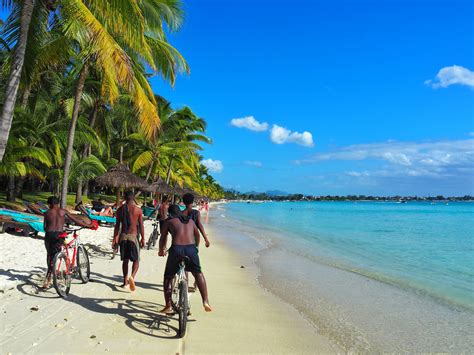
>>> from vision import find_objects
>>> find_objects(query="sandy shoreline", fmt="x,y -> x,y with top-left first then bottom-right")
0,213 -> 337,354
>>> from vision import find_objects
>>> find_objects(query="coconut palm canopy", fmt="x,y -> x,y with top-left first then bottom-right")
95,164 -> 148,190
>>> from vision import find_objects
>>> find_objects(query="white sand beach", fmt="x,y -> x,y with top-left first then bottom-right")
0,215 -> 337,354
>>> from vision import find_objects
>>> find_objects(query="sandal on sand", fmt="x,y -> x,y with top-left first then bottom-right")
129,277 -> 136,291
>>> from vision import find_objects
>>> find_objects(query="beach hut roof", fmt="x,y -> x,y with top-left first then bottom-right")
145,177 -> 172,194
95,164 -> 149,189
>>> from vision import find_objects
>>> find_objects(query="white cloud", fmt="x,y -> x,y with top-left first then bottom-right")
346,171 -> 370,177
300,139 -> 474,179
244,160 -> 263,168
425,65 -> 474,89
201,159 -> 223,173
270,124 -> 314,147
230,116 -> 268,132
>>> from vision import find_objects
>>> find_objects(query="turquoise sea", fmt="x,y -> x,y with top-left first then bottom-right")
211,201 -> 474,352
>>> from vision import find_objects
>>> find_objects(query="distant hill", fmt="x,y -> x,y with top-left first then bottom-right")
265,190 -> 290,196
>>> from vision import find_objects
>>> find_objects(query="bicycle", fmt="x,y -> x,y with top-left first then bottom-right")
146,221 -> 160,250
170,256 -> 190,338
52,226 -> 91,298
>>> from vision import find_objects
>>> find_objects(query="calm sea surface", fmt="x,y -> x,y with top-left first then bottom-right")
212,201 -> 474,351
223,201 -> 474,309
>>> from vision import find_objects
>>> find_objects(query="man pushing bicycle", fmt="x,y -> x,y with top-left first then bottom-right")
158,204 -> 212,313
43,196 -> 92,289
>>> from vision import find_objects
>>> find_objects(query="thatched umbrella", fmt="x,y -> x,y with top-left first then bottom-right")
95,164 -> 149,202
146,177 -> 172,194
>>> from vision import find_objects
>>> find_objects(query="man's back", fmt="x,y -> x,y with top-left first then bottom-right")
117,203 -> 142,235
165,218 -> 198,245
45,207 -> 66,232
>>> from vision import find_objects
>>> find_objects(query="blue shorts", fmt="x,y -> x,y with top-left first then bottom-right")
164,244 -> 201,278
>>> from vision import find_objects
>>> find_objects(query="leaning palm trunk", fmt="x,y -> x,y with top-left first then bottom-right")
0,0 -> 36,161
166,157 -> 174,184
60,64 -> 89,208
75,101 -> 99,204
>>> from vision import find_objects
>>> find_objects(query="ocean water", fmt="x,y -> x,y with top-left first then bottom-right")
211,201 -> 474,352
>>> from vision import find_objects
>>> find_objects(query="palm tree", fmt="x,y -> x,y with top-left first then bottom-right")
58,0 -> 188,207
0,0 -> 36,161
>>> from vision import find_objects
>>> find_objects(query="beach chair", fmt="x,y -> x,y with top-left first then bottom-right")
76,204 -> 116,226
23,201 -> 47,216
0,209 -> 44,236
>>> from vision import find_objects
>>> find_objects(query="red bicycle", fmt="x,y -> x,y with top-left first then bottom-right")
52,226 -> 91,298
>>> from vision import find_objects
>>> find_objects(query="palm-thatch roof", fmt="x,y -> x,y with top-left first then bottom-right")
145,177 -> 172,194
95,164 -> 149,189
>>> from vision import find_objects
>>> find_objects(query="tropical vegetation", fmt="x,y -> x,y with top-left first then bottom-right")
0,0 -> 224,206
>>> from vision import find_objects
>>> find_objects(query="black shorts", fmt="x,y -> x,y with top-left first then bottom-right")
120,239 -> 140,262
44,231 -> 63,272
164,244 -> 201,278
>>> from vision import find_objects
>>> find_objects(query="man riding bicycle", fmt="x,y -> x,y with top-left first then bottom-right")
158,204 -> 212,313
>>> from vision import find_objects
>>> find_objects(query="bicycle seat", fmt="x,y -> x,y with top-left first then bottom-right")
59,232 -> 68,239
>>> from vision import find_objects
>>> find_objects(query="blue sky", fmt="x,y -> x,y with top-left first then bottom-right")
153,0 -> 474,195
4,1 -> 474,195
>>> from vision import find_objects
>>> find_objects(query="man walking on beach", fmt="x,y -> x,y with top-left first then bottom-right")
159,205 -> 212,313
182,193 -> 210,248
112,191 -> 145,291
43,196 -> 89,289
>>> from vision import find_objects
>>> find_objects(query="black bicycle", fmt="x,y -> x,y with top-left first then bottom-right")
146,221 -> 160,250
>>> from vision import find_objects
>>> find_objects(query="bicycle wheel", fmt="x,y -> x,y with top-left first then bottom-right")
147,230 -> 156,250
52,252 -> 71,298
152,230 -> 159,247
178,280 -> 189,338
77,245 -> 90,283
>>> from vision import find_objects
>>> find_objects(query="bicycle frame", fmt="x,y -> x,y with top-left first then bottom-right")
171,260 -> 187,310
57,229 -> 82,275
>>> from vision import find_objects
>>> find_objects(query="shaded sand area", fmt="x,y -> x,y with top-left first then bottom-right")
0,218 -> 337,354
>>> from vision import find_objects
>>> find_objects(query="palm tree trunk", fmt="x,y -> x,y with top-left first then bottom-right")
60,63 -> 89,208
6,175 -> 15,202
75,101 -> 99,204
166,156 -> 174,184
0,0 -> 36,161
20,84 -> 31,108
15,176 -> 26,198
119,145 -> 124,164
134,162 -> 154,199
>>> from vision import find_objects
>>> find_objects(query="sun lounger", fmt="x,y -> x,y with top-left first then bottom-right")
23,201 -> 47,216
76,204 -> 115,225
0,209 -> 44,235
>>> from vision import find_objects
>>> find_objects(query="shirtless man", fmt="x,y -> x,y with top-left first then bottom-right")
112,191 -> 145,291
43,196 -> 89,288
159,205 -> 212,313
158,195 -> 169,224
182,193 -> 210,248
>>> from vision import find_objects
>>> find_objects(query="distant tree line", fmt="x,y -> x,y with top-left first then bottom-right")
223,190 -> 474,202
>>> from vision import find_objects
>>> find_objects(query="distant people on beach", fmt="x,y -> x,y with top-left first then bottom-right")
112,191 -> 145,291
42,196 -> 88,289
159,204 -> 212,313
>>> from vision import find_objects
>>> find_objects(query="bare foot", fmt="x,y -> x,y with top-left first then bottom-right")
129,276 -> 136,291
41,280 -> 51,289
119,282 -> 129,288
203,303 -> 212,312
160,306 -> 174,314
